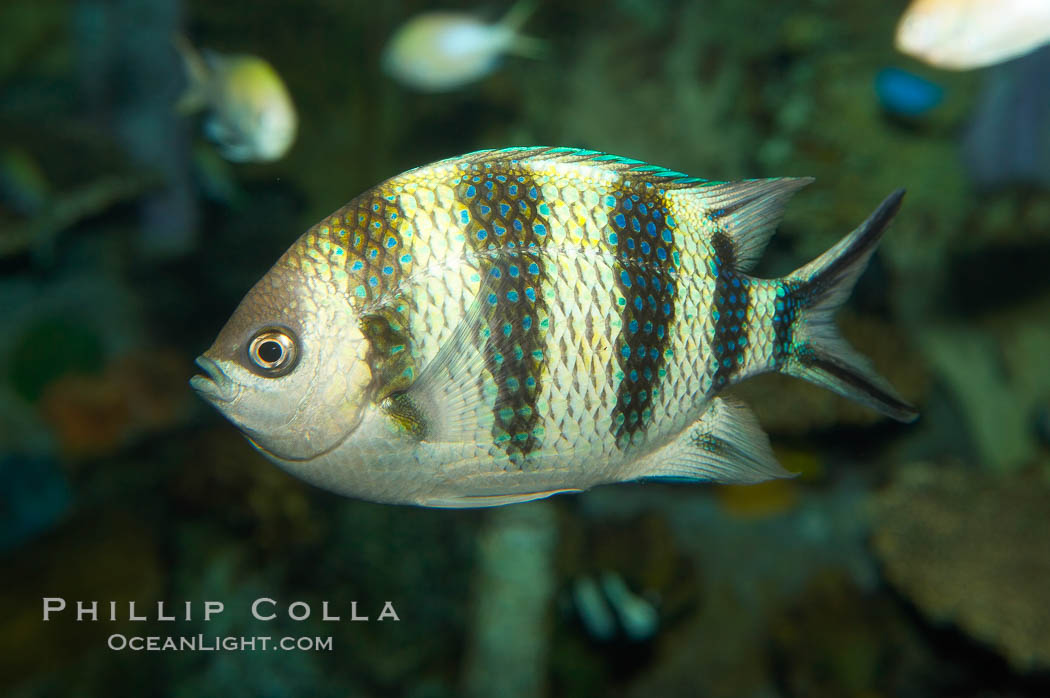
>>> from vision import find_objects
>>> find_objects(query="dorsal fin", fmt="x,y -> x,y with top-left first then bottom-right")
454,147 -> 712,186
677,178 -> 813,272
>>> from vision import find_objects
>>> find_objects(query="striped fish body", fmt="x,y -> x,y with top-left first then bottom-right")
193,148 -> 916,507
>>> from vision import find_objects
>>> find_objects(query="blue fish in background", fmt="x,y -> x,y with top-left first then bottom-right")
875,67 -> 945,117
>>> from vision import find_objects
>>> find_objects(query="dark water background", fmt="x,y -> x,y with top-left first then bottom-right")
2,0 -> 1049,696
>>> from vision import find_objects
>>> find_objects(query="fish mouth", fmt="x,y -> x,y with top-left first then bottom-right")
190,356 -> 239,404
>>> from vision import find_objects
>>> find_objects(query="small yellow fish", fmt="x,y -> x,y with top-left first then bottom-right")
191,148 -> 916,508
383,2 -> 543,92
896,0 -> 1050,69
175,36 -> 297,162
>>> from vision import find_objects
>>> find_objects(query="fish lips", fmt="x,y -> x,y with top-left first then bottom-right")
190,355 -> 240,404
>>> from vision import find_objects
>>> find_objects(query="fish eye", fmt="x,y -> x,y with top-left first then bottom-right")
247,328 -> 298,377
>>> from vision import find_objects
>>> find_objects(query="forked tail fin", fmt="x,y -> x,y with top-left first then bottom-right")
499,0 -> 547,59
781,189 -> 918,422
172,34 -> 210,114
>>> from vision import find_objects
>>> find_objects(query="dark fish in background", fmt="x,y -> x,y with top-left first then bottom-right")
963,46 -> 1050,187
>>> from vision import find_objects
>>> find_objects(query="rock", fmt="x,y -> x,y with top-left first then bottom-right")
871,462 -> 1050,671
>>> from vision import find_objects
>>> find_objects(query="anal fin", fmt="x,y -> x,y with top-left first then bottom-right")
637,397 -> 794,484
417,488 -> 580,509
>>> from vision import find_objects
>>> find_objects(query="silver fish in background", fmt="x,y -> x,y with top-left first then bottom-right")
383,1 -> 544,92
174,35 -> 297,163
895,0 -> 1050,70
191,148 -> 916,508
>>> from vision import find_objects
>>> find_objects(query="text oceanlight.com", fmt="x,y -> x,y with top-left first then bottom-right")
107,634 -> 333,652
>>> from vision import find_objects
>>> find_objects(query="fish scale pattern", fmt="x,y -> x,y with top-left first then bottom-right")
732,279 -> 788,376
301,187 -> 411,307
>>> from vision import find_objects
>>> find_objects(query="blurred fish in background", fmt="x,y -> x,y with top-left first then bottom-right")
895,0 -> 1050,70
874,67 -> 944,118
894,0 -> 1050,187
174,35 -> 297,163
963,45 -> 1050,187
74,0 -> 197,259
570,572 -> 660,644
383,1 -> 544,91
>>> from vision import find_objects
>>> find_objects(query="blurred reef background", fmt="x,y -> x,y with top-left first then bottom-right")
2,0 -> 1049,696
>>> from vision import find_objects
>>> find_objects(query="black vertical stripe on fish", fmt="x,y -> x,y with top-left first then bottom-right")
771,280 -> 798,370
455,169 -> 550,462
359,311 -> 417,401
709,232 -> 750,389
606,190 -> 678,450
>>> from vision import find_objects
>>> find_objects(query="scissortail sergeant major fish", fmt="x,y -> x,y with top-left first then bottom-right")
191,147 -> 917,508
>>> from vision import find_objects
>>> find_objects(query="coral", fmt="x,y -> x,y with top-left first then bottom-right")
871,462 -> 1050,671
550,511 -> 700,696
37,348 -> 194,459
8,318 -> 104,403
918,295 -> 1050,472
557,511 -> 700,621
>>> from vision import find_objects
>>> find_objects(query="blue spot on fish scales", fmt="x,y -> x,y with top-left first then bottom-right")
453,166 -> 551,460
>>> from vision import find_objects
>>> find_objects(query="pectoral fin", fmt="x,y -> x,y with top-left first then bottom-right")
405,250 -> 548,450
400,292 -> 496,445
637,396 -> 794,484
